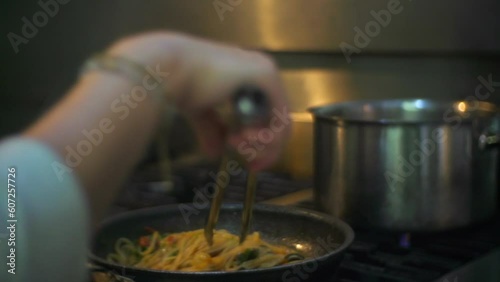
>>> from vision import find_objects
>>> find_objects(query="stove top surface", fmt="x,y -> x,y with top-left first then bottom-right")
99,166 -> 500,282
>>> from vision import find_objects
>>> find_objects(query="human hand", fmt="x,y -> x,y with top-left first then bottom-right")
107,32 -> 291,171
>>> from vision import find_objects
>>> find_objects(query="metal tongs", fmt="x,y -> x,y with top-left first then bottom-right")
204,85 -> 271,245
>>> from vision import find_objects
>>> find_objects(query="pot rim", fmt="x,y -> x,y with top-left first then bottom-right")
308,99 -> 499,125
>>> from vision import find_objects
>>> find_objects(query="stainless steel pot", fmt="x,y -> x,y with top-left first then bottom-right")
310,99 -> 500,231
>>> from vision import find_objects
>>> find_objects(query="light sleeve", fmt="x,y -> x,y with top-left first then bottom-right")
0,137 -> 90,282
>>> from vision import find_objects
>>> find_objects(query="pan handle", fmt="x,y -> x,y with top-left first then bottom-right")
88,264 -> 136,282
479,114 -> 500,150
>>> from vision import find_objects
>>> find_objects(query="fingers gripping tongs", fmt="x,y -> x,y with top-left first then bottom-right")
204,86 -> 271,245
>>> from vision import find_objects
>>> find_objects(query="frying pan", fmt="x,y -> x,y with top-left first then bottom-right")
89,204 -> 354,282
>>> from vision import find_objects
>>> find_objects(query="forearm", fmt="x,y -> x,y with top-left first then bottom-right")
24,50 -> 180,224
22,32 -> 289,225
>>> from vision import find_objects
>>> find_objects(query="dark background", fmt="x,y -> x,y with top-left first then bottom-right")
2,0 -> 500,137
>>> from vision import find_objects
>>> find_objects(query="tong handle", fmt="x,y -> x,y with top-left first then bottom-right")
231,86 -> 267,243
204,85 -> 270,245
219,85 -> 272,132
204,155 -> 230,245
240,172 -> 257,244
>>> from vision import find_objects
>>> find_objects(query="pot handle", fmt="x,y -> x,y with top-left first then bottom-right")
479,114 -> 500,150
88,264 -> 136,282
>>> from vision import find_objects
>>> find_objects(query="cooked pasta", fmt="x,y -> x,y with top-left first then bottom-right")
107,228 -> 305,271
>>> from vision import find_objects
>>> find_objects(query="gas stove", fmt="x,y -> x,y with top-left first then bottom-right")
294,198 -> 500,282
101,165 -> 500,282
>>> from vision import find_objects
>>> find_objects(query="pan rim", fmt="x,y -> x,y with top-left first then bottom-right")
89,203 -> 355,277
